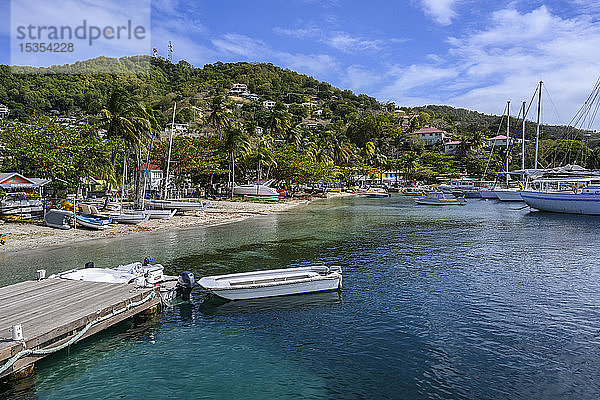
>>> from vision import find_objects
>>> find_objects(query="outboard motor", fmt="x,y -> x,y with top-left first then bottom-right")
176,272 -> 195,301
85,261 -> 94,268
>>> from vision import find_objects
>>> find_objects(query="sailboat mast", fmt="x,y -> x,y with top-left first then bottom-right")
535,81 -> 543,169
521,101 -> 526,170
164,103 -> 177,199
506,101 -> 510,186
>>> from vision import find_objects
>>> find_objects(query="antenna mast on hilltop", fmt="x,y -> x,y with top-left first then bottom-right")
168,41 -> 173,63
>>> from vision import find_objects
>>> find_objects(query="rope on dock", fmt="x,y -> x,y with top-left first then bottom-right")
0,291 -> 156,376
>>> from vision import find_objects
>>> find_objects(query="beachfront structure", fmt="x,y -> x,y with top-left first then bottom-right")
414,127 -> 448,146
444,140 -> 461,155
263,100 -> 276,110
229,83 -> 248,96
355,170 -> 403,186
0,104 -> 8,118
0,172 -> 49,194
139,163 -> 164,194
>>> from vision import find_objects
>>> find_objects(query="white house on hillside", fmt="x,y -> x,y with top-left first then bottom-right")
0,104 -> 9,118
229,83 -> 248,96
414,127 -> 448,146
263,100 -> 276,110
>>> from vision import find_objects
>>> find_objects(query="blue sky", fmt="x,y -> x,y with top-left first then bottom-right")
2,0 -> 600,128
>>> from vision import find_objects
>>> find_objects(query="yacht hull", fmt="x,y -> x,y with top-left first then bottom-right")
521,191 -> 600,215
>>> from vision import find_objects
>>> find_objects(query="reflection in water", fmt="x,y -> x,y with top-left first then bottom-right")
198,291 -> 342,316
3,196 -> 600,399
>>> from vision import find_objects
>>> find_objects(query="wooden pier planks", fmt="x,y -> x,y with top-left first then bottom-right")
0,279 -> 160,378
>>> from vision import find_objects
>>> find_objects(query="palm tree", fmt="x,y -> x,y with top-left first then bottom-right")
206,95 -> 229,139
223,126 -> 250,196
255,134 -> 277,181
100,88 -> 154,205
267,102 -> 292,139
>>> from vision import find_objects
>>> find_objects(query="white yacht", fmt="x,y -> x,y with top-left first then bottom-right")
521,177 -> 600,215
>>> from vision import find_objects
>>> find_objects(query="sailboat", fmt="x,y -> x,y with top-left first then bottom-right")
145,103 -> 210,214
521,78 -> 600,215
491,100 -> 526,202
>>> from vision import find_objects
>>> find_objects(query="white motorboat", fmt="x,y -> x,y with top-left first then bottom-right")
198,265 -> 343,300
492,188 -> 524,202
49,257 -> 197,302
145,199 -> 210,213
415,191 -> 466,205
521,178 -> 600,215
233,184 -> 278,197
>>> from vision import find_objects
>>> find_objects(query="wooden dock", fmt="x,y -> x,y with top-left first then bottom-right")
0,279 -> 161,379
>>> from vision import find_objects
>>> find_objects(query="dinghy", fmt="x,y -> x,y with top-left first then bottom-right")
112,213 -> 150,224
44,209 -> 73,230
75,215 -> 112,230
198,265 -> 342,300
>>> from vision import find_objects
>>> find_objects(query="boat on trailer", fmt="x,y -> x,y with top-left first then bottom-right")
198,266 -> 343,300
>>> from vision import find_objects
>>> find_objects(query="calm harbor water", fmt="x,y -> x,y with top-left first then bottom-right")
2,195 -> 600,399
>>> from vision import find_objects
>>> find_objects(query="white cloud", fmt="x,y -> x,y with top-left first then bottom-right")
376,5 -> 600,128
420,0 -> 457,25
324,32 -> 385,53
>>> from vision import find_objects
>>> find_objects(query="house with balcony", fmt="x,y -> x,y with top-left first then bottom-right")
229,83 -> 248,96
487,135 -> 508,148
263,100 -> 276,110
414,127 -> 448,146
139,163 -> 163,195
444,141 -> 462,155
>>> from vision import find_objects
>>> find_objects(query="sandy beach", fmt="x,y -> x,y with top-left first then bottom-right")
0,199 -> 312,253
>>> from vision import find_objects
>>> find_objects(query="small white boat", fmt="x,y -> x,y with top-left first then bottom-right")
49,257 -> 197,302
363,187 -> 390,198
415,191 -> 466,205
233,184 -> 278,197
145,199 -> 210,213
125,209 -> 177,220
198,266 -> 343,300
112,213 -> 150,224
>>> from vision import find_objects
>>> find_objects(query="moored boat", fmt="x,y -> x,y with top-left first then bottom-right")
49,257 -> 196,302
521,178 -> 600,215
415,191 -> 466,206
198,265 -> 343,300
493,188 -> 524,202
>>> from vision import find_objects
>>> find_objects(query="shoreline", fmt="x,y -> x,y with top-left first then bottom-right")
0,193 -> 352,253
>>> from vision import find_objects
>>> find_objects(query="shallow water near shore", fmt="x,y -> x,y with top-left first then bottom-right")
2,195 -> 600,399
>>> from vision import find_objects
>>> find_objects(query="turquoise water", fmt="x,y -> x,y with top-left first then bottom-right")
2,196 -> 600,399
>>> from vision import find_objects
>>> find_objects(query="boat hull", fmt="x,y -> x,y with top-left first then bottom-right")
521,191 -> 600,215
493,190 -> 523,202
233,184 -> 278,197
199,266 -> 342,300
480,189 -> 498,199
207,277 -> 341,300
